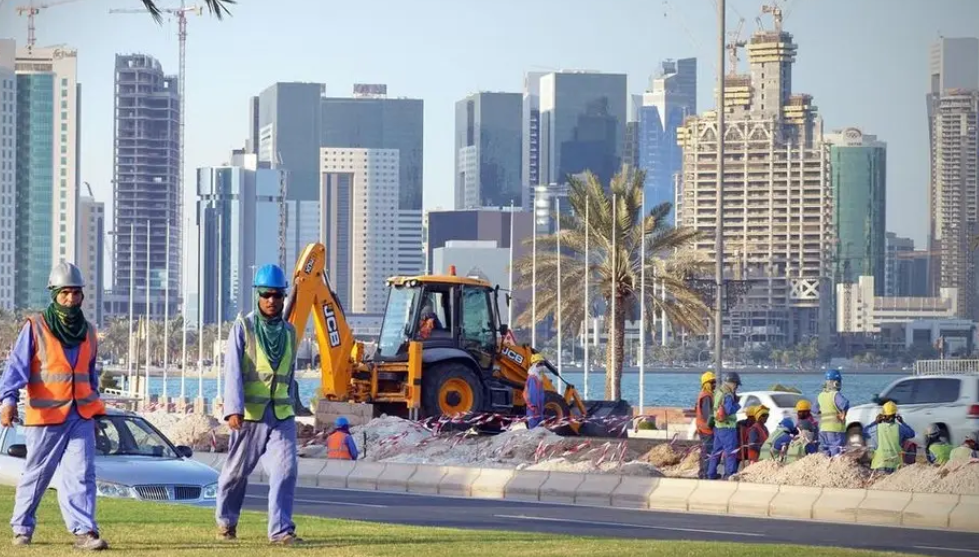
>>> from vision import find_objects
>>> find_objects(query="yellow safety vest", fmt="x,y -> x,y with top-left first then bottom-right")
817,390 -> 844,433
240,314 -> 296,421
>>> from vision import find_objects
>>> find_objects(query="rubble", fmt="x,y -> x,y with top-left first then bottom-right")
141,411 -> 229,452
641,443 -> 683,467
734,453 -> 872,489
870,461 -> 979,495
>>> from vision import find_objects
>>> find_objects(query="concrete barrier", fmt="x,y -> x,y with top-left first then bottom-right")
812,487 -> 866,524
504,470 -> 550,502
611,476 -> 661,509
950,494 -> 979,532
574,473 -> 622,507
346,462 -> 387,491
646,477 -> 696,512
727,482 -> 779,517
376,463 -> 417,493
539,472 -> 586,504
318,459 -> 357,489
901,492 -> 958,529
296,459 -> 328,487
856,490 -> 912,526
470,468 -> 514,499
769,485 -> 822,520
406,465 -> 448,495
439,467 -> 482,497
687,479 -> 737,514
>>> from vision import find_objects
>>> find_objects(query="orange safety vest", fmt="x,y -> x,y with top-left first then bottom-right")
25,315 -> 105,426
327,431 -> 353,460
695,390 -> 714,435
745,422 -> 769,462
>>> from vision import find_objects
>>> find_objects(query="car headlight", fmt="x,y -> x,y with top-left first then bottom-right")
95,480 -> 134,499
202,482 -> 218,500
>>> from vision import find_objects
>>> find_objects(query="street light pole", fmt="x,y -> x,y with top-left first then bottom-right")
714,0 -> 727,376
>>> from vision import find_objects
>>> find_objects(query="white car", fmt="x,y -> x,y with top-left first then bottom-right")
0,407 -> 219,506
687,390 -> 808,438
844,373 -> 979,446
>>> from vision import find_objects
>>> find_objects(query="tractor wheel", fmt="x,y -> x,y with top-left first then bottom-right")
422,362 -> 485,418
543,391 -> 571,421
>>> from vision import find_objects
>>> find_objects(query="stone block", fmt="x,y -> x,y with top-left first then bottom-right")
574,473 -> 622,507
769,485 -> 822,520
439,467 -> 482,497
949,494 -> 979,532
539,472 -> 586,504
376,463 -> 418,493
346,462 -> 387,491
727,482 -> 779,517
407,465 -> 448,495
812,487 -> 865,524
296,459 -> 327,487
646,477 -> 696,512
470,468 -> 514,499
504,470 -> 550,502
611,476 -> 661,509
317,459 -> 357,488
687,479 -> 738,514
900,492 -> 958,529
856,490 -> 912,526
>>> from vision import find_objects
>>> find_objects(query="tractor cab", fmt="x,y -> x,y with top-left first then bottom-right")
374,271 -> 505,372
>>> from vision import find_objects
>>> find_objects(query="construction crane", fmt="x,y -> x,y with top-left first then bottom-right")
15,0 -> 82,52
761,1 -> 784,33
726,17 -> 746,76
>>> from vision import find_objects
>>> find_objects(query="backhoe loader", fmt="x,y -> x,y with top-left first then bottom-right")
283,243 -> 624,430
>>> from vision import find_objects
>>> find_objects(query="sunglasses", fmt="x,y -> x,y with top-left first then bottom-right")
259,291 -> 284,300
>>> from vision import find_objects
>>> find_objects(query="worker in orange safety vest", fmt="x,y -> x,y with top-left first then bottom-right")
327,416 -> 359,460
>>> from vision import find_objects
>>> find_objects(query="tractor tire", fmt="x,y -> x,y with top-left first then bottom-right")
421,362 -> 485,418
543,391 -> 571,421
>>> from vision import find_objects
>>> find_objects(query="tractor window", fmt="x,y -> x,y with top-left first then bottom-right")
377,286 -> 417,357
461,286 -> 496,368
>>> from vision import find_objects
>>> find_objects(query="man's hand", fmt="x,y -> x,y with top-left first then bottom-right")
227,414 -> 243,431
0,405 -> 16,428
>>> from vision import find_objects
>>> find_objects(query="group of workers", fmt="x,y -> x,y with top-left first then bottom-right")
694,368 -> 979,479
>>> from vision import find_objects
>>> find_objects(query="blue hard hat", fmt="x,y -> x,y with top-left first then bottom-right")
253,264 -> 288,289
335,416 -> 349,428
825,369 -> 842,382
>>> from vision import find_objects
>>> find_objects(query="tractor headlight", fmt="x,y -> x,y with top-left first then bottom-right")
95,480 -> 134,499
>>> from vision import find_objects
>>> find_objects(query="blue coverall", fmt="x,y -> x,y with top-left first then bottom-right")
770,419 -> 799,455
706,390 -> 741,479
865,420 -> 916,473
0,322 -> 100,538
524,371 -> 545,429
215,318 -> 300,541
813,390 -> 850,456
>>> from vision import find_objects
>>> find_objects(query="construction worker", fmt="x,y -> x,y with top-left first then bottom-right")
760,417 -> 799,462
736,405 -> 758,466
865,401 -> 915,474
795,399 -> 818,433
745,405 -> 770,464
813,369 -> 850,456
950,431 -> 978,462
524,354 -> 546,428
417,296 -> 443,340
924,423 -> 952,465
694,371 -> 716,479
0,263 -> 108,550
326,416 -> 359,460
707,372 -> 742,479
216,264 -> 302,545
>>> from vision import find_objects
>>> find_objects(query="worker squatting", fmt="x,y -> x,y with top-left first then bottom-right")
694,369 -> 979,479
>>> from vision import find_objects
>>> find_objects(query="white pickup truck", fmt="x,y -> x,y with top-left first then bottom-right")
844,363 -> 979,447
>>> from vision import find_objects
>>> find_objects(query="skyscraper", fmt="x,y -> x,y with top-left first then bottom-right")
197,155 -> 285,323
825,128 -> 886,293
14,45 -> 81,310
0,40 -> 16,310
521,71 -> 545,208
884,233 -> 915,297
678,23 -> 830,346
640,58 -> 696,223
113,54 -> 180,318
454,92 -> 522,209
77,195 -> 104,325
538,71 -> 627,188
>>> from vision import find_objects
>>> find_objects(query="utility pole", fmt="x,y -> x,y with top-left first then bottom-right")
714,0 -> 727,376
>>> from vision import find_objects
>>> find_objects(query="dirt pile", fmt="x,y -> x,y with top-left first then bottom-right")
141,411 -> 230,451
734,453 -> 872,489
870,461 -> 979,495
662,447 -> 702,478
641,443 -> 683,467
523,457 -> 664,477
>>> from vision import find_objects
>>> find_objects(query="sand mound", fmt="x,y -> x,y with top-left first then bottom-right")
734,453 -> 871,489
141,411 -> 229,451
642,443 -> 683,467
523,457 -> 664,477
662,447 -> 701,478
870,461 -> 979,495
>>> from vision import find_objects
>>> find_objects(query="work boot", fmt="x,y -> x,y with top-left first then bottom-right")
270,532 -> 303,546
11,534 -> 31,546
216,526 -> 237,541
73,532 -> 108,551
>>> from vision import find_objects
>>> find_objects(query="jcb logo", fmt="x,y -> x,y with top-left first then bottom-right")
323,303 -> 341,347
502,347 -> 524,365
304,256 -> 316,274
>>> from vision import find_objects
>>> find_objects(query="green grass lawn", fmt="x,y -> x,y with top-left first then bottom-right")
0,487 -> 917,556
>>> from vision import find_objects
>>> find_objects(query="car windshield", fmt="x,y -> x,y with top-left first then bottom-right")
6,415 -> 177,459
770,393 -> 803,408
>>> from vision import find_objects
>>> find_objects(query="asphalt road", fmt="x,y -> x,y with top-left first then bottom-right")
242,484 -> 979,556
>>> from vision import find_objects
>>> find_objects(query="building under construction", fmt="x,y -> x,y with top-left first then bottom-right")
112,53 -> 181,318
677,14 -> 832,347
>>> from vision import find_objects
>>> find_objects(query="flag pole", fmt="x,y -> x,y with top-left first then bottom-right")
508,201 -> 515,328
640,188 -> 646,414
611,193 -> 617,401
181,216 -> 188,401
583,199 -> 590,400
144,220 -> 151,403
556,197 -> 562,378
127,223 -> 135,395
531,196 -> 537,347
163,217 -> 170,404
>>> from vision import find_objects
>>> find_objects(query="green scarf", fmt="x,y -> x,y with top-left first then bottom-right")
42,288 -> 89,348
255,289 -> 288,366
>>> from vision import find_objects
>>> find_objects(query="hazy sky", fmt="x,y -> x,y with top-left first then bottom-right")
0,0 -> 977,290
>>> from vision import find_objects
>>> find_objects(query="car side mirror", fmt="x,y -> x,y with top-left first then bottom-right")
872,394 -> 881,404
7,444 -> 26,459
175,445 -> 193,459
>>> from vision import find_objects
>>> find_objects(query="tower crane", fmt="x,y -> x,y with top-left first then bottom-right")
15,0 -> 83,52
726,17 -> 746,76
761,1 -> 784,33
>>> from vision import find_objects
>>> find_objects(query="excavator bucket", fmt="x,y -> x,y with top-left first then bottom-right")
313,399 -> 375,431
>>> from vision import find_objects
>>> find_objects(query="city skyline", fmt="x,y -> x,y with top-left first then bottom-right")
0,0 -> 976,296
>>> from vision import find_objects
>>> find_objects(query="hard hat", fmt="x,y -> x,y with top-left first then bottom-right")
779,417 -> 797,431
795,399 -> 812,412
882,401 -> 898,417
254,264 -> 288,289
745,405 -> 759,418
723,372 -> 742,386
700,371 -> 716,385
335,416 -> 349,428
530,353 -> 544,365
925,423 -> 941,437
47,262 -> 85,290
825,369 -> 843,382
755,405 -> 770,418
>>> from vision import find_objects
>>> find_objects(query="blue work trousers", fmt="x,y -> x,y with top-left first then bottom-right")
11,415 -> 98,537
215,406 -> 298,541
707,427 -> 739,479
698,433 -> 714,479
819,431 -> 846,457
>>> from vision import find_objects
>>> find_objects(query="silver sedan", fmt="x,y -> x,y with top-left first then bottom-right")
0,407 -> 219,507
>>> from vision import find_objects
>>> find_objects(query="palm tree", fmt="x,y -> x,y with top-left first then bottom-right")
139,0 -> 234,22
513,169 -> 711,400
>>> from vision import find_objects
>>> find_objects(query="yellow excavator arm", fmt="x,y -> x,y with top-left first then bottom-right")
283,243 -> 359,401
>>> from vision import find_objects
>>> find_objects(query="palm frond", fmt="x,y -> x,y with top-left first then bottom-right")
139,0 -> 235,24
